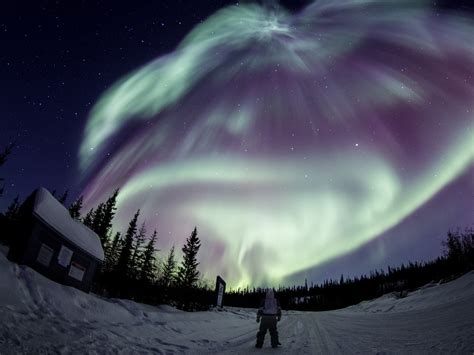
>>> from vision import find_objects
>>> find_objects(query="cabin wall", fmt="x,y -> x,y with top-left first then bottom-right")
11,218 -> 101,293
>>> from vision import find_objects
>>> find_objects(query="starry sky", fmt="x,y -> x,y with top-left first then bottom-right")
1,0 -> 473,287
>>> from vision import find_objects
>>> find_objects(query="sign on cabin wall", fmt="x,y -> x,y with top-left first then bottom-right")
57,246 -> 73,267
36,243 -> 54,267
68,262 -> 86,281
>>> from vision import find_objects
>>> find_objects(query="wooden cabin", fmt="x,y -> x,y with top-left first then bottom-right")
7,187 -> 104,292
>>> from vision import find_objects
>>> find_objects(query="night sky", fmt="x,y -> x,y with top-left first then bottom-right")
1,0 -> 473,287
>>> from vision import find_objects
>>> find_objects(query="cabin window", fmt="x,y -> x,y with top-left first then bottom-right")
57,245 -> 73,267
68,261 -> 86,281
36,243 -> 54,267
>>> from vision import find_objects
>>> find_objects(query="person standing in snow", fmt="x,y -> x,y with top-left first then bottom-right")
256,289 -> 282,348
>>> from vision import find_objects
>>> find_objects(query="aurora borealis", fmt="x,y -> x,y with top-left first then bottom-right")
79,0 -> 474,287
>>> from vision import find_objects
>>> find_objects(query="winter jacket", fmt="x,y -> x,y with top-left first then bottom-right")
257,290 -> 282,320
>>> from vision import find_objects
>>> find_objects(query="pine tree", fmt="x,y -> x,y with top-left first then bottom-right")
139,230 -> 158,283
443,230 -> 466,267
68,196 -> 83,219
104,231 -> 120,271
161,245 -> 177,287
104,231 -> 122,272
0,144 -> 13,197
130,221 -> 146,279
5,195 -> 20,221
116,209 -> 140,277
96,189 -> 119,246
80,190 -> 119,246
83,208 -> 95,229
0,144 -> 12,167
58,190 -> 69,205
110,231 -> 122,255
91,203 -> 105,235
176,227 -> 201,288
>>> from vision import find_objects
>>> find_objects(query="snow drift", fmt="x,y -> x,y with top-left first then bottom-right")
0,247 -> 473,353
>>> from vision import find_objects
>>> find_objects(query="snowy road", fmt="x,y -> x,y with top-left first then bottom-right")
1,250 -> 473,354
209,289 -> 474,354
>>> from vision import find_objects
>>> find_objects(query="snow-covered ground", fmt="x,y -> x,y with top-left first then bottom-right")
1,247 -> 473,354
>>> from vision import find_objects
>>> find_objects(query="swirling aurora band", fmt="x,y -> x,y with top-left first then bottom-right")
79,0 -> 474,287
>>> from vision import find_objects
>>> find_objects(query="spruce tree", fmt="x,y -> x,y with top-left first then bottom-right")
96,189 -> 119,246
139,230 -> 158,283
0,144 -> 12,167
104,231 -> 122,272
130,221 -> 146,279
176,227 -> 201,288
110,231 -> 122,254
68,196 -> 83,219
116,209 -> 140,277
81,190 -> 119,246
83,208 -> 95,229
58,190 -> 69,205
91,203 -> 104,235
0,144 -> 13,197
161,245 -> 177,287
5,195 -> 20,221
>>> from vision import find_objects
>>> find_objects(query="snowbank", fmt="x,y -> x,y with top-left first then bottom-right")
345,272 -> 474,314
1,249 -> 473,354
0,250 -> 255,353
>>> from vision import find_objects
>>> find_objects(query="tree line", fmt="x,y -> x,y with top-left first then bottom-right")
71,190 -> 211,310
0,154 -> 210,310
225,228 -> 474,311
1,145 -> 210,310
0,144 -> 473,311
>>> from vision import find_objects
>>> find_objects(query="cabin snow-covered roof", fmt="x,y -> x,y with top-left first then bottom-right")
32,187 -> 104,261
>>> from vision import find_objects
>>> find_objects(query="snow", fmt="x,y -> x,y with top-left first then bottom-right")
0,248 -> 473,353
33,187 -> 104,261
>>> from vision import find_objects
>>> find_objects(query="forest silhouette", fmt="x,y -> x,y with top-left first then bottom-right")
1,145 -> 473,311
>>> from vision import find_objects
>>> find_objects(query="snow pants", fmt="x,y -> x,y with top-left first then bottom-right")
256,315 -> 279,347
